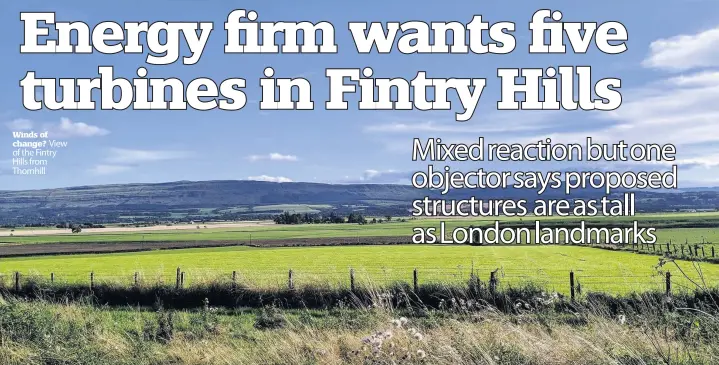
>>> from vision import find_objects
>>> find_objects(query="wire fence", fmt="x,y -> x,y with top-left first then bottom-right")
628,241 -> 716,259
1,265 -> 702,296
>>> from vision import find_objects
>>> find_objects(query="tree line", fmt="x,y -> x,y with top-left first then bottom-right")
273,212 -> 380,225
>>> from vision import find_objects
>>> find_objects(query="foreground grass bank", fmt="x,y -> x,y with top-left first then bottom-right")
0,288 -> 718,365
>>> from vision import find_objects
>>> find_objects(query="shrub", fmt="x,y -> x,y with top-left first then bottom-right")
254,306 -> 286,329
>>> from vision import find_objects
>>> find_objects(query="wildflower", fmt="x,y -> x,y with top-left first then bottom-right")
417,349 -> 427,358
391,319 -> 402,327
413,332 -> 424,341
399,317 -> 408,326
617,314 -> 626,325
408,328 -> 418,335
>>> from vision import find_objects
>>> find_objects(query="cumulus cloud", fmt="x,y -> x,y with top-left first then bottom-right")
247,175 -> 293,183
642,26 -> 719,71
50,118 -> 109,138
105,148 -> 191,164
89,164 -> 133,175
247,153 -> 298,162
4,119 -> 34,131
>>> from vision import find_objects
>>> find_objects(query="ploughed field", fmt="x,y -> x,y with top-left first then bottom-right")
3,245 -> 717,295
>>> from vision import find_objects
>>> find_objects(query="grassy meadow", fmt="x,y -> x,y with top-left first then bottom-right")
2,245 -> 717,295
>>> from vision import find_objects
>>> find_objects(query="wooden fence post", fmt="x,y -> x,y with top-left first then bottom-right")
14,272 -> 20,291
701,246 -> 706,257
90,272 -> 94,290
489,271 -> 497,294
413,268 -> 418,293
232,271 -> 237,289
288,269 -> 294,290
712,247 -> 715,258
666,242 -> 670,254
134,272 -> 139,286
175,267 -> 181,289
350,268 -> 356,292
665,272 -> 671,296
50,272 -> 54,283
180,272 -> 185,288
570,271 -> 575,301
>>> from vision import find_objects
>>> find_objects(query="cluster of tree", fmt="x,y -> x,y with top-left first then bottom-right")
273,212 -> 370,225
55,223 -> 106,229
346,212 -> 367,224
272,212 -> 409,225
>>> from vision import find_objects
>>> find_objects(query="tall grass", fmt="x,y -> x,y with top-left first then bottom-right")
0,266 -> 717,364
0,289 -> 717,364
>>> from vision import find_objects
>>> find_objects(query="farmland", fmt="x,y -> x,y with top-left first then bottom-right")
3,245 -> 717,295
1,198 -> 719,364
3,212 -> 719,245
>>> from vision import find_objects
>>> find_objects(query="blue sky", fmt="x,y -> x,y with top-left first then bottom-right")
1,0 -> 719,190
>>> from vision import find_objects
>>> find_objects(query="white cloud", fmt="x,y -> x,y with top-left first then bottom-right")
505,70 -> 719,150
50,118 -> 109,138
105,148 -> 191,164
665,71 -> 719,87
341,169 -> 410,184
4,117 -> 109,137
89,164 -> 133,175
247,153 -> 298,162
642,26 -> 719,71
247,175 -> 293,183
4,119 -> 34,131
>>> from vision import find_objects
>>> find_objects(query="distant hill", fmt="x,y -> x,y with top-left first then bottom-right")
0,180 -> 431,225
1,180 -> 718,225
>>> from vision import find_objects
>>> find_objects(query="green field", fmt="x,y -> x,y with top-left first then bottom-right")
3,212 -> 719,245
2,212 -> 718,296
3,245 -> 717,294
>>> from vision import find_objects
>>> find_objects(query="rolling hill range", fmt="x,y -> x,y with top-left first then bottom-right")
1,180 -> 718,225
